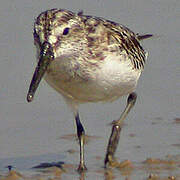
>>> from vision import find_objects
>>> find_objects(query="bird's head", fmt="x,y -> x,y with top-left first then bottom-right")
27,9 -> 85,102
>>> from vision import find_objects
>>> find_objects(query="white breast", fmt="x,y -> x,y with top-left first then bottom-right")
44,54 -> 141,103
93,55 -> 141,101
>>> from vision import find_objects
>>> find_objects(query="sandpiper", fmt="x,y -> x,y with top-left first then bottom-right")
27,9 -> 152,172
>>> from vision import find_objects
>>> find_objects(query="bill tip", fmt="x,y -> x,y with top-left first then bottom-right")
27,94 -> 34,102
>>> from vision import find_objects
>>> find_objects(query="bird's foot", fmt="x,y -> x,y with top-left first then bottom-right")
105,154 -> 118,168
77,163 -> 87,173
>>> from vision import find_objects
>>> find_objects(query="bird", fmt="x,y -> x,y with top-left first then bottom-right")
27,9 -> 152,172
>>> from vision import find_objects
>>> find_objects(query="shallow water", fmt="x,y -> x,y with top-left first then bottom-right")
0,0 -> 179,179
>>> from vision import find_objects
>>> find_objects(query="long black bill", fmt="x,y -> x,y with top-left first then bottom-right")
27,41 -> 54,102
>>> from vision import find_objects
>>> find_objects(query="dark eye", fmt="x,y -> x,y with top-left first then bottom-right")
63,27 -> 70,35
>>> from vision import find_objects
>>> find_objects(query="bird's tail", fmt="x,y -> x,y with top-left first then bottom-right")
137,34 -> 153,40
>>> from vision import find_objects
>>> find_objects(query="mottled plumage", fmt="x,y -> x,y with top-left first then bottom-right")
27,9 -> 152,172
34,9 -> 146,69
33,9 -> 148,104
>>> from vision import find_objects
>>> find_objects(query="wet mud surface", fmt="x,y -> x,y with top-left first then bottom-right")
0,155 -> 180,180
0,130 -> 180,180
1,116 -> 180,180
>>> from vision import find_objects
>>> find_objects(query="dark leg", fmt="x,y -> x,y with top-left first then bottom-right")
104,92 -> 137,167
75,112 -> 87,172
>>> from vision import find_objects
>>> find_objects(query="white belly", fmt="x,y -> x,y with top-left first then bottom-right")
44,55 -> 141,103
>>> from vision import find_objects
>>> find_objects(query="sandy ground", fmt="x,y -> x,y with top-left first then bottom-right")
1,131 -> 180,180
0,155 -> 180,180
